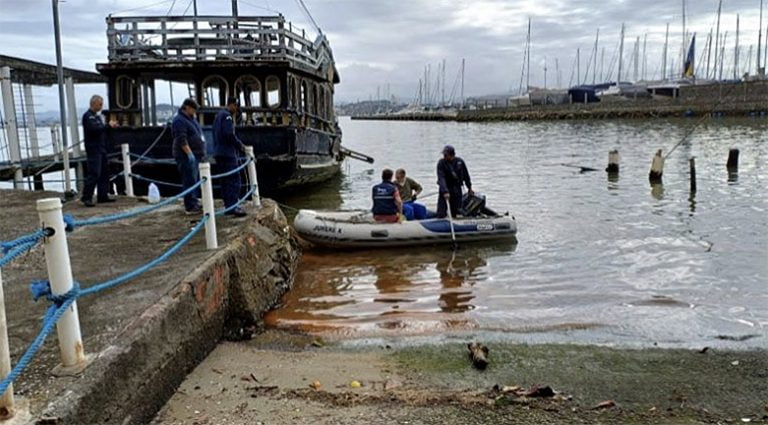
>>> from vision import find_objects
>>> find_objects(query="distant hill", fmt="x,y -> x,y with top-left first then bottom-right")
335,100 -> 407,116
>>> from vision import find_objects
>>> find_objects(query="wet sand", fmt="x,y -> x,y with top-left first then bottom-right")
154,331 -> 768,424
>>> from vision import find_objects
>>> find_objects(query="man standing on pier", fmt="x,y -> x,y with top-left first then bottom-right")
213,97 -> 247,217
81,95 -> 117,207
436,145 -> 473,218
172,98 -> 205,214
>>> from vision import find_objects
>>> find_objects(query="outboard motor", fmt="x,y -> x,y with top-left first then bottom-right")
462,193 -> 499,217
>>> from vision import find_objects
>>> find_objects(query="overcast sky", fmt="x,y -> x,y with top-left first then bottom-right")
0,0 -> 764,110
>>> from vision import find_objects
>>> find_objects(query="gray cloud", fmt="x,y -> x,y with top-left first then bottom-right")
0,0 -> 763,108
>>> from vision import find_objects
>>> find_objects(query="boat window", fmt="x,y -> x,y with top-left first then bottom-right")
301,80 -> 308,113
266,76 -> 280,108
201,75 -> 229,107
318,86 -> 325,118
287,76 -> 296,109
115,75 -> 135,109
311,83 -> 318,115
234,75 -> 261,107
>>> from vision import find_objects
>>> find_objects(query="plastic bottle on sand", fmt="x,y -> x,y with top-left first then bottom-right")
148,183 -> 161,204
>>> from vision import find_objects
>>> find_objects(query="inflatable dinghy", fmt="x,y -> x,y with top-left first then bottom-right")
293,209 -> 517,248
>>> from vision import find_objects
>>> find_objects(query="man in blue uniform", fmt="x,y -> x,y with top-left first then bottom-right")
371,168 -> 403,223
172,98 -> 205,213
436,145 -> 473,218
213,97 -> 247,217
81,95 -> 117,207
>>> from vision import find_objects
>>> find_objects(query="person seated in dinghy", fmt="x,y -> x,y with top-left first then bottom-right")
372,168 -> 404,223
395,168 -> 428,220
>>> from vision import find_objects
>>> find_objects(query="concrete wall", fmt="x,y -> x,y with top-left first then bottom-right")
42,201 -> 299,424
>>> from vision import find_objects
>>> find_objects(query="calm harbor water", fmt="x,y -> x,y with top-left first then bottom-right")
268,117 -> 768,348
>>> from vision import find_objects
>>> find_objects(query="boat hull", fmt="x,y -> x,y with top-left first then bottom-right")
294,210 -> 518,249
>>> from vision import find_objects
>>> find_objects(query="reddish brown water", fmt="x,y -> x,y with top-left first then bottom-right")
267,118 -> 768,348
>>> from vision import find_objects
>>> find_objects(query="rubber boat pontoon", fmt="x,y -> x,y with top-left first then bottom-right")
293,209 -> 517,248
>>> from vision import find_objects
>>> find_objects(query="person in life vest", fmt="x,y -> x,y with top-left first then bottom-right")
436,145 -> 473,218
371,168 -> 403,223
394,168 -> 427,220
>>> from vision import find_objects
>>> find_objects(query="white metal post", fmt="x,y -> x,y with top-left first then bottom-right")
23,84 -> 40,158
0,67 -> 23,190
199,162 -> 218,250
0,269 -> 15,417
37,198 -> 85,369
244,146 -> 261,207
121,144 -> 134,197
64,77 -> 80,157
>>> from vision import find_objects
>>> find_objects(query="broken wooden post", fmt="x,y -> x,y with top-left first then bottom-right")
467,342 -> 489,370
727,148 -> 739,173
606,150 -> 620,174
689,157 -> 697,193
648,149 -> 664,184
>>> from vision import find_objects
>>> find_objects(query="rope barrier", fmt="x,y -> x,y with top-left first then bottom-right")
128,153 -> 176,165
68,178 -> 205,229
216,186 -> 256,216
211,158 -> 252,179
0,229 -> 48,268
0,216 -> 209,397
130,173 -> 184,188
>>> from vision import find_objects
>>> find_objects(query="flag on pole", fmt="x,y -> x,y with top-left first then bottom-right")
683,34 -> 696,78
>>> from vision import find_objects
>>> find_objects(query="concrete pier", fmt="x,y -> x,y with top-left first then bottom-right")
0,189 -> 298,423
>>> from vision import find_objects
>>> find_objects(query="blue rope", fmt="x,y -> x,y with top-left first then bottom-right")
216,186 -> 256,216
0,230 -> 47,268
211,158 -> 252,179
0,216 -> 209,397
70,178 -> 205,229
128,153 -> 176,165
79,215 -> 208,297
130,173 -> 184,188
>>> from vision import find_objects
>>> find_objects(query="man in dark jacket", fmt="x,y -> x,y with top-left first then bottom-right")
81,95 -> 117,207
371,168 -> 403,223
172,98 -> 205,213
213,97 -> 247,217
436,145 -> 473,218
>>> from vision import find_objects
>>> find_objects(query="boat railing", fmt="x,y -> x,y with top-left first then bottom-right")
105,15 -> 321,68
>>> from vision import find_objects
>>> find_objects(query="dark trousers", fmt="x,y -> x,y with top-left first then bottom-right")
215,155 -> 242,208
175,154 -> 200,210
81,150 -> 110,202
436,189 -> 462,218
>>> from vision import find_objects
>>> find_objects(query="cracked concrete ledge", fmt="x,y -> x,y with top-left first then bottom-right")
38,200 -> 299,424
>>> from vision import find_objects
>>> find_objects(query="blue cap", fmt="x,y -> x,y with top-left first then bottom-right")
442,145 -> 455,155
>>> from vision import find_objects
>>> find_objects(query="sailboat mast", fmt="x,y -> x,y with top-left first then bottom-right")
618,23 -> 625,83
633,36 -> 640,81
720,31 -> 728,80
460,58 -> 465,108
662,23 -> 669,80
544,56 -> 548,89
600,47 -> 605,82
576,48 -> 581,84
734,14 -> 740,79
682,0 -> 687,71
706,29 -> 713,79
556,58 -> 561,87
593,28 -> 599,84
441,58 -> 446,106
642,33 -> 647,80
526,18 -> 531,92
714,0 -> 722,80
759,0 -> 764,74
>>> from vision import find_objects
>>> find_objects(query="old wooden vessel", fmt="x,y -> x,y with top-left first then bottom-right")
96,12 -> 343,195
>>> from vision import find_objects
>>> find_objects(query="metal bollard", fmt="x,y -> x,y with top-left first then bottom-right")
244,146 -> 261,207
199,162 -> 218,250
37,198 -> 86,372
121,144 -> 134,197
0,269 -> 14,418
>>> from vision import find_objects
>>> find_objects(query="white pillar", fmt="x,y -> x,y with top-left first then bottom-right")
649,149 -> 665,183
121,144 -> 134,197
64,77 -> 80,157
37,198 -> 85,369
0,269 -> 15,417
23,84 -> 40,158
0,67 -> 23,189
199,162 -> 218,250
244,146 -> 261,207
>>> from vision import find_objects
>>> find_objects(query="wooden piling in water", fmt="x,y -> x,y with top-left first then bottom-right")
649,149 -> 664,184
606,150 -> 620,174
689,157 -> 697,193
727,148 -> 739,172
